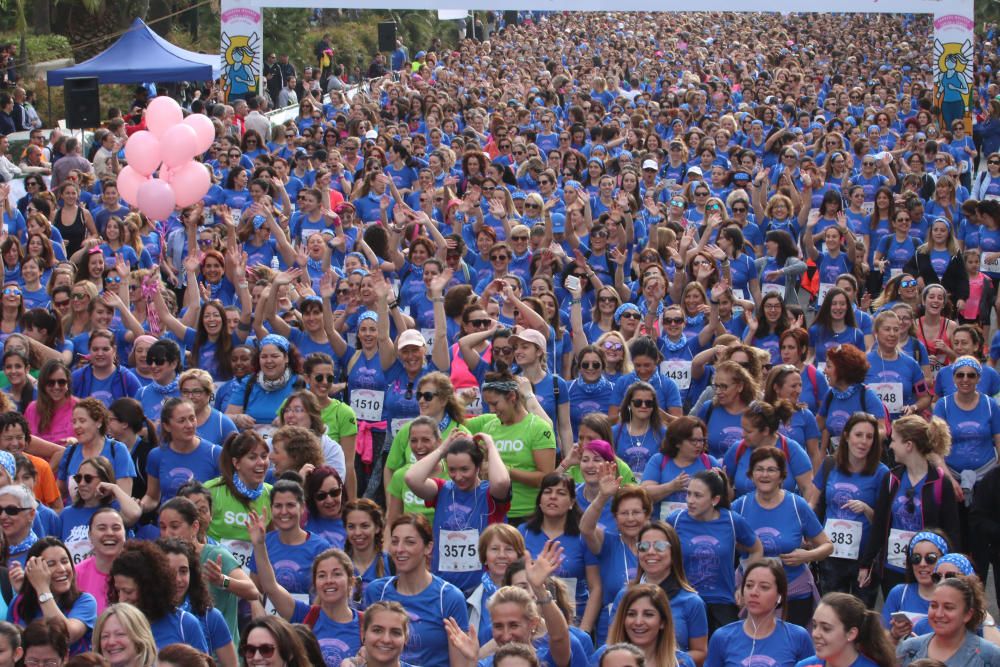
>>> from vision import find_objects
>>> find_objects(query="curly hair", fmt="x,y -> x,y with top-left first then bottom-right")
825,343 -> 870,386
156,537 -> 213,616
108,540 -> 177,622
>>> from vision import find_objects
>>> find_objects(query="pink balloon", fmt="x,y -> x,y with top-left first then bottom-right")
146,96 -> 183,138
161,124 -> 199,169
116,166 -> 149,206
123,131 -> 162,177
136,178 -> 177,221
183,113 -> 216,154
168,161 -> 212,208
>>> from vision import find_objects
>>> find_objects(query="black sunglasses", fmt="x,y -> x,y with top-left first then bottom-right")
0,506 -> 30,516
631,399 -> 656,408
73,473 -> 99,485
312,374 -> 336,383
314,489 -> 342,502
416,391 -> 439,402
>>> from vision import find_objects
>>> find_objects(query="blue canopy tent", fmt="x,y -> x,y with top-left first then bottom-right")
47,18 -> 222,85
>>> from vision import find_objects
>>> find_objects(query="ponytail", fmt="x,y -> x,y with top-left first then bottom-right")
925,416 -> 952,459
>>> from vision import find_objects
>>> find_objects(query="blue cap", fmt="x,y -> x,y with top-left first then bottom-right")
415,51 -> 426,58
550,212 -> 566,234
511,191 -> 527,201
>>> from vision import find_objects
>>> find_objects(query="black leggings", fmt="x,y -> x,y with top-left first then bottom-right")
706,603 -> 740,634
818,558 -> 879,608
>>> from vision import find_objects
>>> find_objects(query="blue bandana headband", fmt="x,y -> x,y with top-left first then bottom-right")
347,252 -> 369,268
0,451 -> 14,481
936,553 -> 974,576
952,356 -> 982,376
260,334 -> 290,353
614,303 -> 640,324
358,310 -> 379,324
910,531 -> 949,555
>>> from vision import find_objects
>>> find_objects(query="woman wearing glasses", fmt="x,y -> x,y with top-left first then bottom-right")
860,411 -> 960,601
725,400 -> 815,502
275,392 -> 347,480
732,446 -> 832,627
134,339 -> 182,425
57,455 -> 139,565
873,531 -> 952,643
972,152 -> 1000,201
611,382 -> 668,480
177,370 -> 237,450
863,310 -> 930,423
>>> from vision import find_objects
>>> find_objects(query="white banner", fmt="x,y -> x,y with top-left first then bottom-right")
438,9 -> 470,19
220,0 -> 264,103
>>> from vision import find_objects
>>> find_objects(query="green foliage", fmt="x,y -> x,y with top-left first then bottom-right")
24,33 -> 72,61
263,8 -> 313,65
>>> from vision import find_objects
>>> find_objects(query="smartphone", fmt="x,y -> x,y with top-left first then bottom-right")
565,275 -> 581,292
890,612 -> 912,625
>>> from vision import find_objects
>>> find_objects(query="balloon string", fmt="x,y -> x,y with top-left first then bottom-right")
142,276 -> 162,336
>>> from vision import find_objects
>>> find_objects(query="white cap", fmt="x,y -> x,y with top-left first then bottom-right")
364,129 -> 378,140
687,166 -> 703,176
642,159 -> 659,171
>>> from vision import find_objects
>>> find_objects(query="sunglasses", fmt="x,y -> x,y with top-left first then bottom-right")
314,489 -> 342,502
637,540 -> 670,553
511,235 -> 529,242
47,378 -> 68,387
900,279 -> 918,288
954,371 -> 979,380
524,203 -> 540,209
105,276 -> 122,284
931,571 -> 959,583
54,300 -> 70,308
416,391 -> 439,402
148,357 -> 169,366
631,399 -> 656,408
490,255 -> 509,261
313,374 -> 336,383
592,230 -> 609,239
910,552 -> 940,565
2,288 -> 20,296
989,160 -> 1000,166
197,238 -> 214,247
242,644 -> 277,659
664,317 -> 684,325
469,319 -> 491,328
620,312 -> 641,320
598,296 -> 617,303
0,506 -> 30,516
73,473 -> 99,485
579,361 -> 603,370
603,341 -> 624,351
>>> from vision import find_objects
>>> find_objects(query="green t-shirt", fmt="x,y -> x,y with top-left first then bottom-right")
385,419 -> 469,473
566,459 -> 637,485
466,413 -> 556,518
387,463 -> 446,520
201,543 -> 241,645
205,477 -> 272,567
321,399 -> 358,444
0,368 -> 40,389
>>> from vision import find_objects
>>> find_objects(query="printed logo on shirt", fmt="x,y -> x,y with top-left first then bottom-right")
830,482 -> 861,520
318,638 -> 352,667
744,656 -> 779,667
755,526 -> 781,554
224,510 -> 252,526
495,439 -> 525,453
273,559 -> 303,590
688,535 -> 722,588
167,467 -> 196,492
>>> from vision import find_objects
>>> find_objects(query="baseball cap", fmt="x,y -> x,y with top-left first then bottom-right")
687,166 -> 703,176
397,329 -> 427,350
642,159 -> 659,171
509,328 -> 546,350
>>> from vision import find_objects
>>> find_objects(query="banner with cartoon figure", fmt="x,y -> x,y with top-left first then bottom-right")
220,0 -> 263,103
933,11 -> 975,131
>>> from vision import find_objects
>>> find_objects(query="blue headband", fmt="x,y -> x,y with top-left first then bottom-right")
953,357 -> 982,376
936,553 -> 974,576
259,334 -> 290,353
614,302 -> 640,324
933,217 -> 951,232
565,180 -> 582,191
347,252 -> 369,268
0,451 -> 13,481
358,310 -> 378,324
910,531 -> 949,555
300,295 -> 322,308
350,268 -> 370,278
252,214 -> 267,230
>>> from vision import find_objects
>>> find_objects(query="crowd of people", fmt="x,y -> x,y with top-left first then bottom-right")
0,8 -> 999,667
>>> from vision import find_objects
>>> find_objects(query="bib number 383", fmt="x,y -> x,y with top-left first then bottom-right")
824,519 -> 862,560
439,529 -> 480,572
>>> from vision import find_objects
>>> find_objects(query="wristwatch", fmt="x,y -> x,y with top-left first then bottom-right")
38,592 -> 54,604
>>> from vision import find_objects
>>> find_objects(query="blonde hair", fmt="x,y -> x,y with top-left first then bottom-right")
893,415 -> 951,458
94,603 -> 158,667
487,585 -> 540,625
478,524 -> 526,566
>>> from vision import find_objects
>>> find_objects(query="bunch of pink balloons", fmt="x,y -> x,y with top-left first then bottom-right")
118,96 -> 215,220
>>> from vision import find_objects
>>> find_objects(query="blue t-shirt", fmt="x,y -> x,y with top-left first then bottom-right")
593,530 -> 638,644
592,645 -> 694,667
865,350 -> 925,418
732,492 -> 824,592
818,387 -> 886,447
226,375 -> 296,425
796,654 -> 881,667
933,393 -> 1000,471
809,325 -> 866,364
290,602 -> 363,667
705,619 -> 814,667
935,363 -> 1000,398
778,409 -> 821,452
723,437 -> 813,498
182,328 -> 243,381
668,508 -> 758,604
363,575 -> 468,667
815,462 -> 889,558
136,382 -> 181,423
880,583 -> 930,627
519,526 -> 598,619
196,410 -> 238,449
149,609 -> 209,651
57,438 -> 137,483
611,423 -> 666,480
568,377 -> 616,439
146,440 -> 222,503
643,454 -> 719,521
305,515 -> 347,549
609,584 -> 707,652
8,592 -> 98,656
697,402 -> 746,459
70,366 -> 141,408
249,530 -> 331,594
611,372 -> 683,416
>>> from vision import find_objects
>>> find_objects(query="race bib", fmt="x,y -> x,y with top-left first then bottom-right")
390,417 -> 413,440
265,592 -> 310,616
817,283 -> 835,305
762,283 -> 783,296
659,501 -> 687,521
559,577 -> 578,602
732,288 -> 748,301
861,201 -> 875,215
871,381 -> 903,414
346,332 -> 358,348
890,267 -> 902,279
887,528 -> 917,569
255,424 -> 276,446
420,328 -> 435,350
660,359 -> 692,390
438,529 -> 480,572
816,362 -> 826,375
980,252 -> 1000,273
350,389 -> 385,421
67,539 -> 93,565
825,519 -> 862,560
222,539 -> 254,570
464,386 -> 484,416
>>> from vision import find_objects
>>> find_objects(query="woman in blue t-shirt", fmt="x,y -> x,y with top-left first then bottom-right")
669,470 -> 762,633
763,366 -> 822,469
642,416 -> 719,521
226,334 -> 299,438
817,343 -> 888,453
598,583 -> 696,667
363,514 -> 468,667
808,288 -> 866,369
58,456 -> 141,566
732,446 -> 833,627
813,413 -> 889,609
697,361 -> 755,459
705,559 -> 814,667
794,592 -> 896,667
55,398 -> 137,500
248,509 -> 363,667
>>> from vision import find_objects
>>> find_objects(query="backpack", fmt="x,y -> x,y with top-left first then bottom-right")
805,365 -> 820,406
733,434 -> 791,470
303,606 -> 364,634
660,452 -> 712,471
59,439 -> 119,481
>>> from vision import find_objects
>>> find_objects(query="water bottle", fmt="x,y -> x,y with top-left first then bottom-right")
270,255 -> 280,271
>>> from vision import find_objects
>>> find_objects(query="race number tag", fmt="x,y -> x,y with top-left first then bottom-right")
464,386 -> 484,415
824,519 -> 862,560
660,501 -> 687,521
871,382 -> 903,414
762,283 -> 783,296
560,577 -> 578,602
732,288 -> 748,301
439,529 -> 480,572
887,528 -> 917,569
223,539 -> 254,570
350,389 -> 385,421
255,424 -> 276,446
390,418 -> 413,440
265,593 -> 310,615
861,201 -> 875,216
67,539 -> 93,565
420,328 -> 435,350
817,283 -> 835,305
980,252 -> 1000,273
660,360 -> 692,390
890,268 -> 902,279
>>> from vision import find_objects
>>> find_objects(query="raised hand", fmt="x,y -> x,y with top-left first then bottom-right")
443,618 -> 479,662
525,540 -> 565,590
246,510 -> 267,546
597,461 -> 622,497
